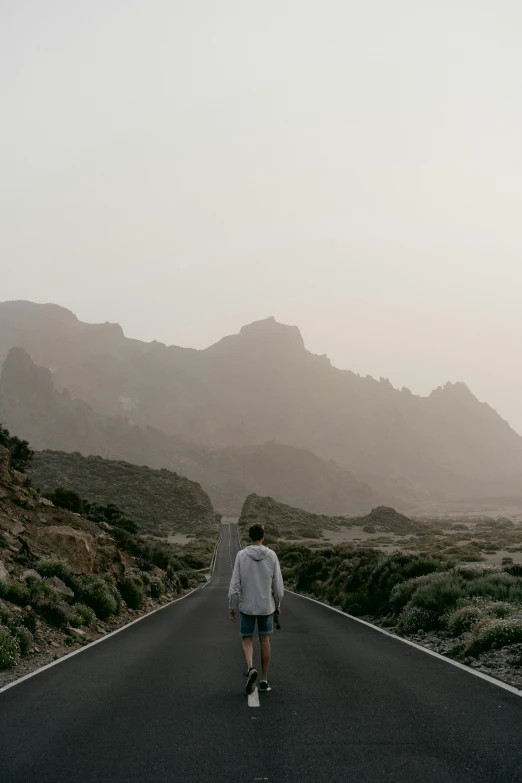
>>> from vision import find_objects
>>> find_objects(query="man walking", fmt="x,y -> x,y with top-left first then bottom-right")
228,523 -> 284,695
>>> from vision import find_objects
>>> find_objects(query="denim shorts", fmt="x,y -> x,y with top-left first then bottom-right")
240,612 -> 274,637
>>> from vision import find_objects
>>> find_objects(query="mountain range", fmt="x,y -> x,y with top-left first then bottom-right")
1,299 -> 521,509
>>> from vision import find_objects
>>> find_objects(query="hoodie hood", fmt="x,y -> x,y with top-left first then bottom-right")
245,544 -> 270,561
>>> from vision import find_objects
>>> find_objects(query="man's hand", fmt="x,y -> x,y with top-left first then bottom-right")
229,609 -> 237,623
275,607 -> 281,617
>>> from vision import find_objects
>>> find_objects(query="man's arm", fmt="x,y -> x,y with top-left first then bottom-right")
272,553 -> 284,612
228,551 -> 241,620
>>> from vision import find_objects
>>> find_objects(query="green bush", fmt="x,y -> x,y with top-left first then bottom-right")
34,560 -> 79,592
466,573 -> 522,605
481,601 -> 518,619
409,574 -> 464,615
447,606 -> 483,636
367,554 -> 447,612
0,606 -> 33,654
5,581 -> 31,606
148,577 -> 164,599
397,606 -> 439,633
77,576 -> 119,620
45,487 -> 84,514
0,627 -> 21,669
32,597 -> 70,628
389,571 -> 453,614
69,603 -> 95,627
118,577 -> 145,610
465,620 -> 522,657
9,625 -> 32,656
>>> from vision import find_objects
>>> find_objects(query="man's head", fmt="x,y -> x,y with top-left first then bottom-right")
248,523 -> 265,543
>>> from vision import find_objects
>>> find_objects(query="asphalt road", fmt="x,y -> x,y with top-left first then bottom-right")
2,523 -> 522,782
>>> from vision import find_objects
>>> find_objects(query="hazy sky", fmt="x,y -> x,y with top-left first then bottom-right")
2,1 -> 522,431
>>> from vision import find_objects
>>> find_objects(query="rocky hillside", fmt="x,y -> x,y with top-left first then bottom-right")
0,433 -> 216,683
2,300 -> 522,502
29,451 -> 219,537
239,494 -> 423,541
0,347 -> 383,515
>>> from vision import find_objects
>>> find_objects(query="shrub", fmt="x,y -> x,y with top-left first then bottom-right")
0,627 -> 20,669
45,487 -> 84,514
397,606 -> 439,633
389,571 -> 453,614
118,577 -> 145,610
466,573 -> 522,605
409,574 -> 463,615
465,620 -> 522,657
32,597 -> 70,628
77,576 -> 119,620
505,564 -> 522,578
5,581 -> 31,606
148,577 -> 164,599
34,560 -> 79,592
0,579 -> 7,599
0,606 -> 33,655
9,625 -> 32,656
447,606 -> 483,636
367,553 -> 447,612
69,603 -> 95,627
481,601 -> 518,619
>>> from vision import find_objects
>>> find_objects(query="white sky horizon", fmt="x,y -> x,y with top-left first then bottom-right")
2,1 -> 522,432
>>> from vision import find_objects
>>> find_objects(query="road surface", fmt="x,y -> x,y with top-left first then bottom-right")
2,523 -> 522,782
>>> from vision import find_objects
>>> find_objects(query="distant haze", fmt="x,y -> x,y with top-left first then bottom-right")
2,2 -> 521,431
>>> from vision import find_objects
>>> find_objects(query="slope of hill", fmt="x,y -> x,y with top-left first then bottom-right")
0,348 -> 380,515
2,300 -> 522,500
29,451 -> 219,536
0,432 -> 216,682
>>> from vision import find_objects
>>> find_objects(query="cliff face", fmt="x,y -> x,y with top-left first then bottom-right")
2,301 -> 522,501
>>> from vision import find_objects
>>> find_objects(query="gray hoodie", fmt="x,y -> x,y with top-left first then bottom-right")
228,545 -> 284,615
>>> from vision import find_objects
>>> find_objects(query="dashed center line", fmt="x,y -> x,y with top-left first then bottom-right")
247,688 -> 260,708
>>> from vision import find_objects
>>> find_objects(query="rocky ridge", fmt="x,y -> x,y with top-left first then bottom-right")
2,300 -> 522,502
0,347 -> 383,516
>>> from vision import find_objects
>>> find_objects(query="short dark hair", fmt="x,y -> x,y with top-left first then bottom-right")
248,523 -> 265,541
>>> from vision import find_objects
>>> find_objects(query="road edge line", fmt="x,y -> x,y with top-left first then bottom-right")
287,590 -> 522,698
0,526 -> 224,697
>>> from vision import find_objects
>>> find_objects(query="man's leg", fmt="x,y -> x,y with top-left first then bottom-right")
242,636 -> 254,670
259,634 -> 271,681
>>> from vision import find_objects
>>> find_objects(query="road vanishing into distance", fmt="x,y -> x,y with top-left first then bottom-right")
2,523 -> 522,782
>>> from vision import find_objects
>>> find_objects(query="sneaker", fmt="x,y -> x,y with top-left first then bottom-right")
245,667 -> 258,695
259,680 -> 272,693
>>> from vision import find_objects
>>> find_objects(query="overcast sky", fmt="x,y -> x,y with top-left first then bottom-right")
2,1 -> 522,431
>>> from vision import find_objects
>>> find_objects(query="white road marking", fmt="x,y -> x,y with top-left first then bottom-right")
288,590 -> 522,698
248,687 -> 260,708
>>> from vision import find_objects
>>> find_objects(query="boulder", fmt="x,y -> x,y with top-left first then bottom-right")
22,569 -> 42,581
68,627 -> 87,639
46,576 -> 74,603
0,560 -> 9,581
44,526 -> 95,574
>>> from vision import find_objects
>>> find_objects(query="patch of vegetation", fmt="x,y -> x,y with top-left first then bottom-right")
0,425 -> 33,472
117,577 -> 145,610
77,575 -> 120,621
465,620 -> 522,657
69,603 -> 95,628
0,627 -> 20,670
30,451 -> 219,536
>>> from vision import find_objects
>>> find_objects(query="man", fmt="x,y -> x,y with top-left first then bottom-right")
228,523 -> 284,695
